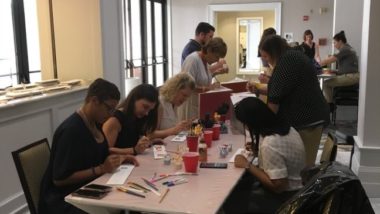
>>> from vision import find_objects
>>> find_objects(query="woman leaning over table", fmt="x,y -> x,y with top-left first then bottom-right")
103,84 -> 159,156
180,37 -> 228,120
319,30 -> 359,107
247,35 -> 329,167
39,79 -> 138,214
223,97 -> 305,214
148,72 -> 195,139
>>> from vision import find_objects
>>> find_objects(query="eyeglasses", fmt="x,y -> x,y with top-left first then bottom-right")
102,102 -> 116,114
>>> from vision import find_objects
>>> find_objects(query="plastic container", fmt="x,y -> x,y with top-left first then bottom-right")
182,152 -> 199,173
186,135 -> 199,152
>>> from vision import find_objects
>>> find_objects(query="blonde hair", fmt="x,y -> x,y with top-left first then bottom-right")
160,72 -> 195,102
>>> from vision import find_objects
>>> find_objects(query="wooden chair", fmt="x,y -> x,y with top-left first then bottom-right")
320,132 -> 338,163
12,139 -> 51,214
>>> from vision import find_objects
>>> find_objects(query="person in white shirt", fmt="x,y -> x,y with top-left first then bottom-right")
149,72 -> 195,139
223,97 -> 305,214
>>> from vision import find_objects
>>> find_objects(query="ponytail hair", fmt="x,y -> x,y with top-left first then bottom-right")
333,31 -> 347,43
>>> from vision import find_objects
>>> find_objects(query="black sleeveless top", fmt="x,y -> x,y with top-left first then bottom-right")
113,110 -> 144,148
301,42 -> 315,59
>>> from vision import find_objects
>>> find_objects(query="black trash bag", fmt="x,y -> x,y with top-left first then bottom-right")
277,162 -> 375,214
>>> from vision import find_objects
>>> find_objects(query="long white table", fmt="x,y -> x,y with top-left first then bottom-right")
317,73 -> 337,89
65,127 -> 246,214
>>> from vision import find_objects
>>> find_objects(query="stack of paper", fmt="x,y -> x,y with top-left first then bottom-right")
106,164 -> 135,185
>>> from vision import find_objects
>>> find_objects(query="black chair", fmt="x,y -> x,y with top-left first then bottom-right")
332,84 -> 359,125
12,139 -> 51,214
335,130 -> 355,168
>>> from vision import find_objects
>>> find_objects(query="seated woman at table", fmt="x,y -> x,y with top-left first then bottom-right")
180,37 -> 228,120
319,30 -> 359,106
39,78 -> 139,214
223,97 -> 305,214
247,35 -> 329,167
103,84 -> 159,156
148,72 -> 195,139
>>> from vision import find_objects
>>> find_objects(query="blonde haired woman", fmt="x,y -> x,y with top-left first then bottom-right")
150,72 -> 196,139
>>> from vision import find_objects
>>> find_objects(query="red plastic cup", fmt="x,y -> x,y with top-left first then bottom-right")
212,124 -> 221,140
203,131 -> 213,148
186,136 -> 199,152
182,152 -> 199,173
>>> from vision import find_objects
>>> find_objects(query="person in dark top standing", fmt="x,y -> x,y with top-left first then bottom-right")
103,84 -> 159,156
181,22 -> 215,65
247,35 -> 330,167
300,29 -> 321,62
39,78 -> 138,214
300,29 -> 322,74
319,31 -> 359,105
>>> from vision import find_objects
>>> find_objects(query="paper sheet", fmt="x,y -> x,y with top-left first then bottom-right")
106,164 -> 135,185
171,131 -> 187,142
230,92 -> 256,106
153,145 -> 167,159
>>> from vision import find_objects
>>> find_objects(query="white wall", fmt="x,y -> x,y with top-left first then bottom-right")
171,0 -> 334,75
353,0 -> 380,197
0,88 -> 87,213
334,0 -> 363,58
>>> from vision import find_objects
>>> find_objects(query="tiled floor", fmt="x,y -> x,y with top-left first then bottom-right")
325,119 -> 379,213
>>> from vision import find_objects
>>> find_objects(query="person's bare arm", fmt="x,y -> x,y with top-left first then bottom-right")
103,117 -> 134,155
234,155 -> 288,193
103,117 -> 121,147
267,102 -> 279,114
320,55 -> 337,67
53,154 -> 121,187
314,43 -> 321,63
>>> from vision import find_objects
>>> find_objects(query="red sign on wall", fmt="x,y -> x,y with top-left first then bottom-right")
303,15 -> 309,21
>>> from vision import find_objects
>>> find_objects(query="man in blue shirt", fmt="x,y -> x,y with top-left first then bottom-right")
181,22 -> 215,65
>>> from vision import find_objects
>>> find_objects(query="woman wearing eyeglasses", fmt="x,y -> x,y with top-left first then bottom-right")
39,79 -> 138,214
103,84 -> 159,156
180,37 -> 228,120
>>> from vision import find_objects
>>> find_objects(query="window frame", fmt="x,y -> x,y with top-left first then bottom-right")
123,0 -> 169,86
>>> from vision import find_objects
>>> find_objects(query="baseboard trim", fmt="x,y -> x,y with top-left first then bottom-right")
0,191 -> 28,214
351,136 -> 380,197
362,182 -> 380,198
10,204 -> 28,214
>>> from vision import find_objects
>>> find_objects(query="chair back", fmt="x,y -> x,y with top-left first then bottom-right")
320,132 -> 337,163
12,139 -> 50,214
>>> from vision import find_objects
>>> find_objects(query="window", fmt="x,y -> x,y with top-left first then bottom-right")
0,0 -> 41,89
122,0 -> 169,87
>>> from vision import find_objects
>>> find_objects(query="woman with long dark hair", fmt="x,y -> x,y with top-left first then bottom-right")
247,35 -> 329,167
223,97 -> 305,214
103,84 -> 159,155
